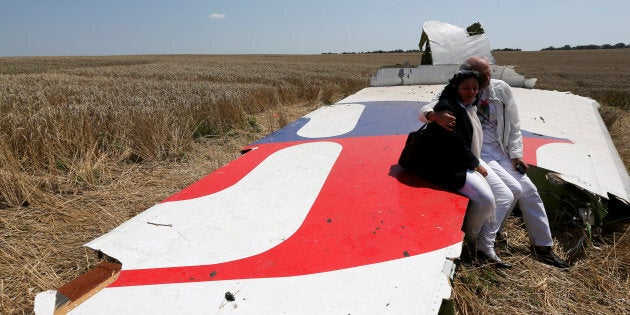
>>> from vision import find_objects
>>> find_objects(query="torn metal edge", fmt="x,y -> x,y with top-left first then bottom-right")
34,259 -> 121,315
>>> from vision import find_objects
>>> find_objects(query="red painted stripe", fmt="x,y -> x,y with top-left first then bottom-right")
522,137 -> 572,166
109,136 -> 468,287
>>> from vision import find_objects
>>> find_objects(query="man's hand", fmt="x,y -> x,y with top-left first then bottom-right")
427,111 -> 456,131
511,158 -> 528,174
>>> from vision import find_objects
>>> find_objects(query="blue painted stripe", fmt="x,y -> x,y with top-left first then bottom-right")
522,130 -> 570,141
252,101 -> 427,144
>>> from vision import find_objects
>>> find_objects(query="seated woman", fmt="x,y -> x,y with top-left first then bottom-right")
417,70 -> 509,268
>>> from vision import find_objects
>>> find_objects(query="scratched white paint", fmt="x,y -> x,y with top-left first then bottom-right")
537,143 -> 599,191
513,88 -> 630,200
64,244 -> 461,315
297,103 -> 364,138
85,142 -> 342,270
341,84 -> 443,103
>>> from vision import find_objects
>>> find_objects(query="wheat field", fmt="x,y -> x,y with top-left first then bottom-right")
1,50 -> 629,314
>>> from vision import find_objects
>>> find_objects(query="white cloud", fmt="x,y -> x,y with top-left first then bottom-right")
209,13 -> 226,20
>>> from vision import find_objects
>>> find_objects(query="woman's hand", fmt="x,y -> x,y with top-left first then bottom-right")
474,165 -> 488,177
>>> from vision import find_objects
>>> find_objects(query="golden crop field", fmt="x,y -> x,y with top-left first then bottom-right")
1,50 -> 629,314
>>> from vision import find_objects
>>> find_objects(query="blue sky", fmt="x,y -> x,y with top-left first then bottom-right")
1,0 -> 628,57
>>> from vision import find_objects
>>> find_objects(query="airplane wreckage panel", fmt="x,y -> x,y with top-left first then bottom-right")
35,87 -> 471,314
35,78 -> 630,315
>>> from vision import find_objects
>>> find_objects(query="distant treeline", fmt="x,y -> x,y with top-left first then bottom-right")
493,48 -> 522,52
541,43 -> 629,50
323,43 -> 630,55
322,49 -> 420,55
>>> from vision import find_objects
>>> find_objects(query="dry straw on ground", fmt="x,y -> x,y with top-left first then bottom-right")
1,50 -> 629,314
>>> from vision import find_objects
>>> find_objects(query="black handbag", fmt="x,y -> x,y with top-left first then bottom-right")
398,121 -> 478,190
398,123 -> 432,172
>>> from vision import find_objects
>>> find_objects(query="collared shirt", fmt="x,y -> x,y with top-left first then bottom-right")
478,100 -> 504,161
477,81 -> 524,160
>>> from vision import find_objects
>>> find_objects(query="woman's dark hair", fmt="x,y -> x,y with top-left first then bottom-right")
438,70 -> 482,103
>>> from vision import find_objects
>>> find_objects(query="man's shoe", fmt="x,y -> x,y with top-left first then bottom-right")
532,246 -> 570,269
475,250 -> 512,269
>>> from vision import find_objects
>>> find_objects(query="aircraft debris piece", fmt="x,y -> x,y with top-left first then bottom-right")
370,64 -> 537,88
35,87 -> 470,314
37,80 -> 630,314
419,21 -> 495,65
